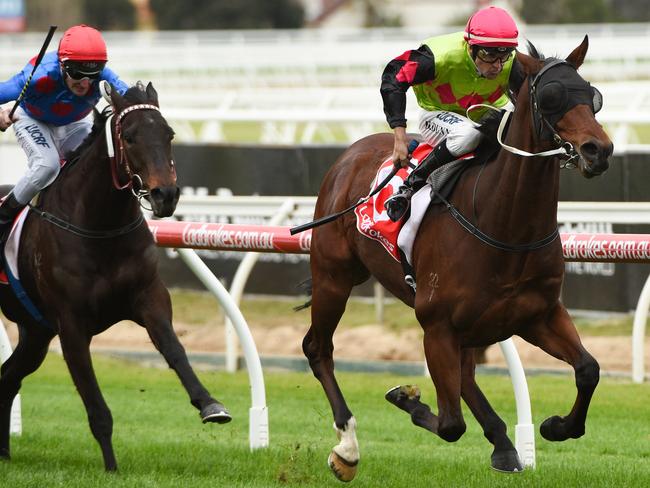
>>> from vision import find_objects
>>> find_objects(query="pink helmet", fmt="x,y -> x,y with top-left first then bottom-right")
58,24 -> 107,62
464,6 -> 518,48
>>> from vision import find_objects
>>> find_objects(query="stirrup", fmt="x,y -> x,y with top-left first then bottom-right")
385,193 -> 410,222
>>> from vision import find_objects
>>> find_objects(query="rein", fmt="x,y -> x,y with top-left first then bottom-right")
28,205 -> 145,239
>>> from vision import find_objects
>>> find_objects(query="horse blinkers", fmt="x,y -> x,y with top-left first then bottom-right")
530,60 -> 603,142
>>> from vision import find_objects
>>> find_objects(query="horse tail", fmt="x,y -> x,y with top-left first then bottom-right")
293,277 -> 312,311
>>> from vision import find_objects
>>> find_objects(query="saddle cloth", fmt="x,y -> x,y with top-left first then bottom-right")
354,143 -> 473,265
0,209 -> 30,284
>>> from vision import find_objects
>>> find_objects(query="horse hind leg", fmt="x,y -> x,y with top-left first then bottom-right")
59,325 -> 119,471
460,348 -> 523,473
520,305 -> 599,442
0,325 -> 53,460
303,270 -> 359,481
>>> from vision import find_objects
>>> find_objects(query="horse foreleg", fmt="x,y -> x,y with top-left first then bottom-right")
0,325 -> 52,459
59,325 -> 117,471
303,273 -> 358,482
135,283 -> 231,424
520,304 -> 599,442
460,348 -> 522,473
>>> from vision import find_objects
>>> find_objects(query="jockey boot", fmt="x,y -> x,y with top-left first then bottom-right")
385,142 -> 455,222
0,193 -> 25,245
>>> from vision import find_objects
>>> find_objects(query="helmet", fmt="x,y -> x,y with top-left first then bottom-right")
464,6 -> 518,48
58,24 -> 107,63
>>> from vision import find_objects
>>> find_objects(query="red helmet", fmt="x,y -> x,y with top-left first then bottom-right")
464,6 -> 518,48
58,24 -> 107,62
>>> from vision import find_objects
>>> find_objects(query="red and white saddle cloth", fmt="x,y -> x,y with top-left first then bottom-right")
354,143 -> 473,265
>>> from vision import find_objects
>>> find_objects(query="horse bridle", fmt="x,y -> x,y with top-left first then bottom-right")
529,59 -> 602,168
105,103 -> 176,207
494,58 -> 602,170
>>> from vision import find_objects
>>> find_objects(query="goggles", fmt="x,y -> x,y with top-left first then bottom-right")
62,61 -> 105,81
476,47 -> 514,64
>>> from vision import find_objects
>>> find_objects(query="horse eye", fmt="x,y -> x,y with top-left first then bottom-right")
123,131 -> 136,145
538,81 -> 568,114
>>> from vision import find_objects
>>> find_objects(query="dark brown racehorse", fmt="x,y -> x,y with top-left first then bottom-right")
0,82 -> 231,471
303,38 -> 613,480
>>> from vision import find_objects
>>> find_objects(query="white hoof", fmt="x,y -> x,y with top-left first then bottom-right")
328,450 -> 358,482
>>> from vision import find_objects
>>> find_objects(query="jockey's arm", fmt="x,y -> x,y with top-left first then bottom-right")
380,45 -> 435,167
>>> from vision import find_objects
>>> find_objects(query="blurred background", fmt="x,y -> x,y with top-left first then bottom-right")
1,0 -> 649,314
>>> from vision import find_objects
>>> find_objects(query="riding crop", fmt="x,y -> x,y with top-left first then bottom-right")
290,139 -> 418,235
1,25 -> 57,131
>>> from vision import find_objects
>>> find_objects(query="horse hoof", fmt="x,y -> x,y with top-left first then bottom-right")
201,403 -> 232,424
385,385 -> 421,406
0,447 -> 9,460
490,449 -> 523,473
328,450 -> 358,482
540,415 -> 583,441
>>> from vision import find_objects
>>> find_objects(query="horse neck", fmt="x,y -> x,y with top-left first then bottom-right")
478,105 -> 560,241
57,132 -> 140,226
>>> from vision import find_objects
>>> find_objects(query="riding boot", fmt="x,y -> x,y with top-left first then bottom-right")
0,193 -> 25,245
385,142 -> 455,222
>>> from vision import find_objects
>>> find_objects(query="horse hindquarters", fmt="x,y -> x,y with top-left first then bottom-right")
133,279 -> 231,423
519,304 -> 599,441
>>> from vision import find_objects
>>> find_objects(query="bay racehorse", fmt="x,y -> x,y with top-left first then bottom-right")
303,37 -> 613,480
0,82 -> 231,471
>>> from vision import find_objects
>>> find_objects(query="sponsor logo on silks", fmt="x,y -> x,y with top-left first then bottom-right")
24,124 -> 50,148
434,112 -> 462,125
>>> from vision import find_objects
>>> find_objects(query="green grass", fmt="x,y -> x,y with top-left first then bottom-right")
2,354 -> 649,487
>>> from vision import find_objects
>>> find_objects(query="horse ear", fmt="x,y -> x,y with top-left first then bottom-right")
109,85 -> 127,112
566,35 -> 588,69
145,82 -> 159,107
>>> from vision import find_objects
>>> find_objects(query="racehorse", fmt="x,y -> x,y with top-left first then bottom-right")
0,82 -> 231,471
302,37 -> 612,480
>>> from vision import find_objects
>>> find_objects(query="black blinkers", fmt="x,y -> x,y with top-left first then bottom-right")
530,59 -> 602,141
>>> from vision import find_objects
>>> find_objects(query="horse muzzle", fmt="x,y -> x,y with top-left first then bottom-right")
579,139 -> 613,178
148,185 -> 180,217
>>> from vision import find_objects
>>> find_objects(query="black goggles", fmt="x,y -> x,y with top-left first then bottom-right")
62,61 -> 105,81
476,47 -> 514,63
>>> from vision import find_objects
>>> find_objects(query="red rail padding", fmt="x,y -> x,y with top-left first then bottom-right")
147,221 -> 650,263
148,220 -> 312,254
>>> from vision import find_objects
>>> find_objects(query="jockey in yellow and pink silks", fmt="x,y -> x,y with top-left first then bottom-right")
382,6 -> 520,222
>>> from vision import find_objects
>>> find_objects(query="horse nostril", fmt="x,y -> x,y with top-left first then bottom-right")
580,141 -> 599,160
150,186 -> 180,204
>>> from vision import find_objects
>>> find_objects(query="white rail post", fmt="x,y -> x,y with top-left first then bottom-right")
499,339 -> 535,468
224,199 -> 296,372
632,273 -> 650,383
0,319 -> 22,435
176,248 -> 269,449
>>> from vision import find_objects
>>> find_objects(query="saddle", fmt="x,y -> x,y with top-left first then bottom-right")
354,142 -> 475,291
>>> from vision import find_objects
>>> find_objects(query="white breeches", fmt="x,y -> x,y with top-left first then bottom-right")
418,110 -> 483,157
11,107 -> 93,205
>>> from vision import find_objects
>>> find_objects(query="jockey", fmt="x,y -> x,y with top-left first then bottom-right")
0,24 -> 129,241
381,6 -> 519,222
